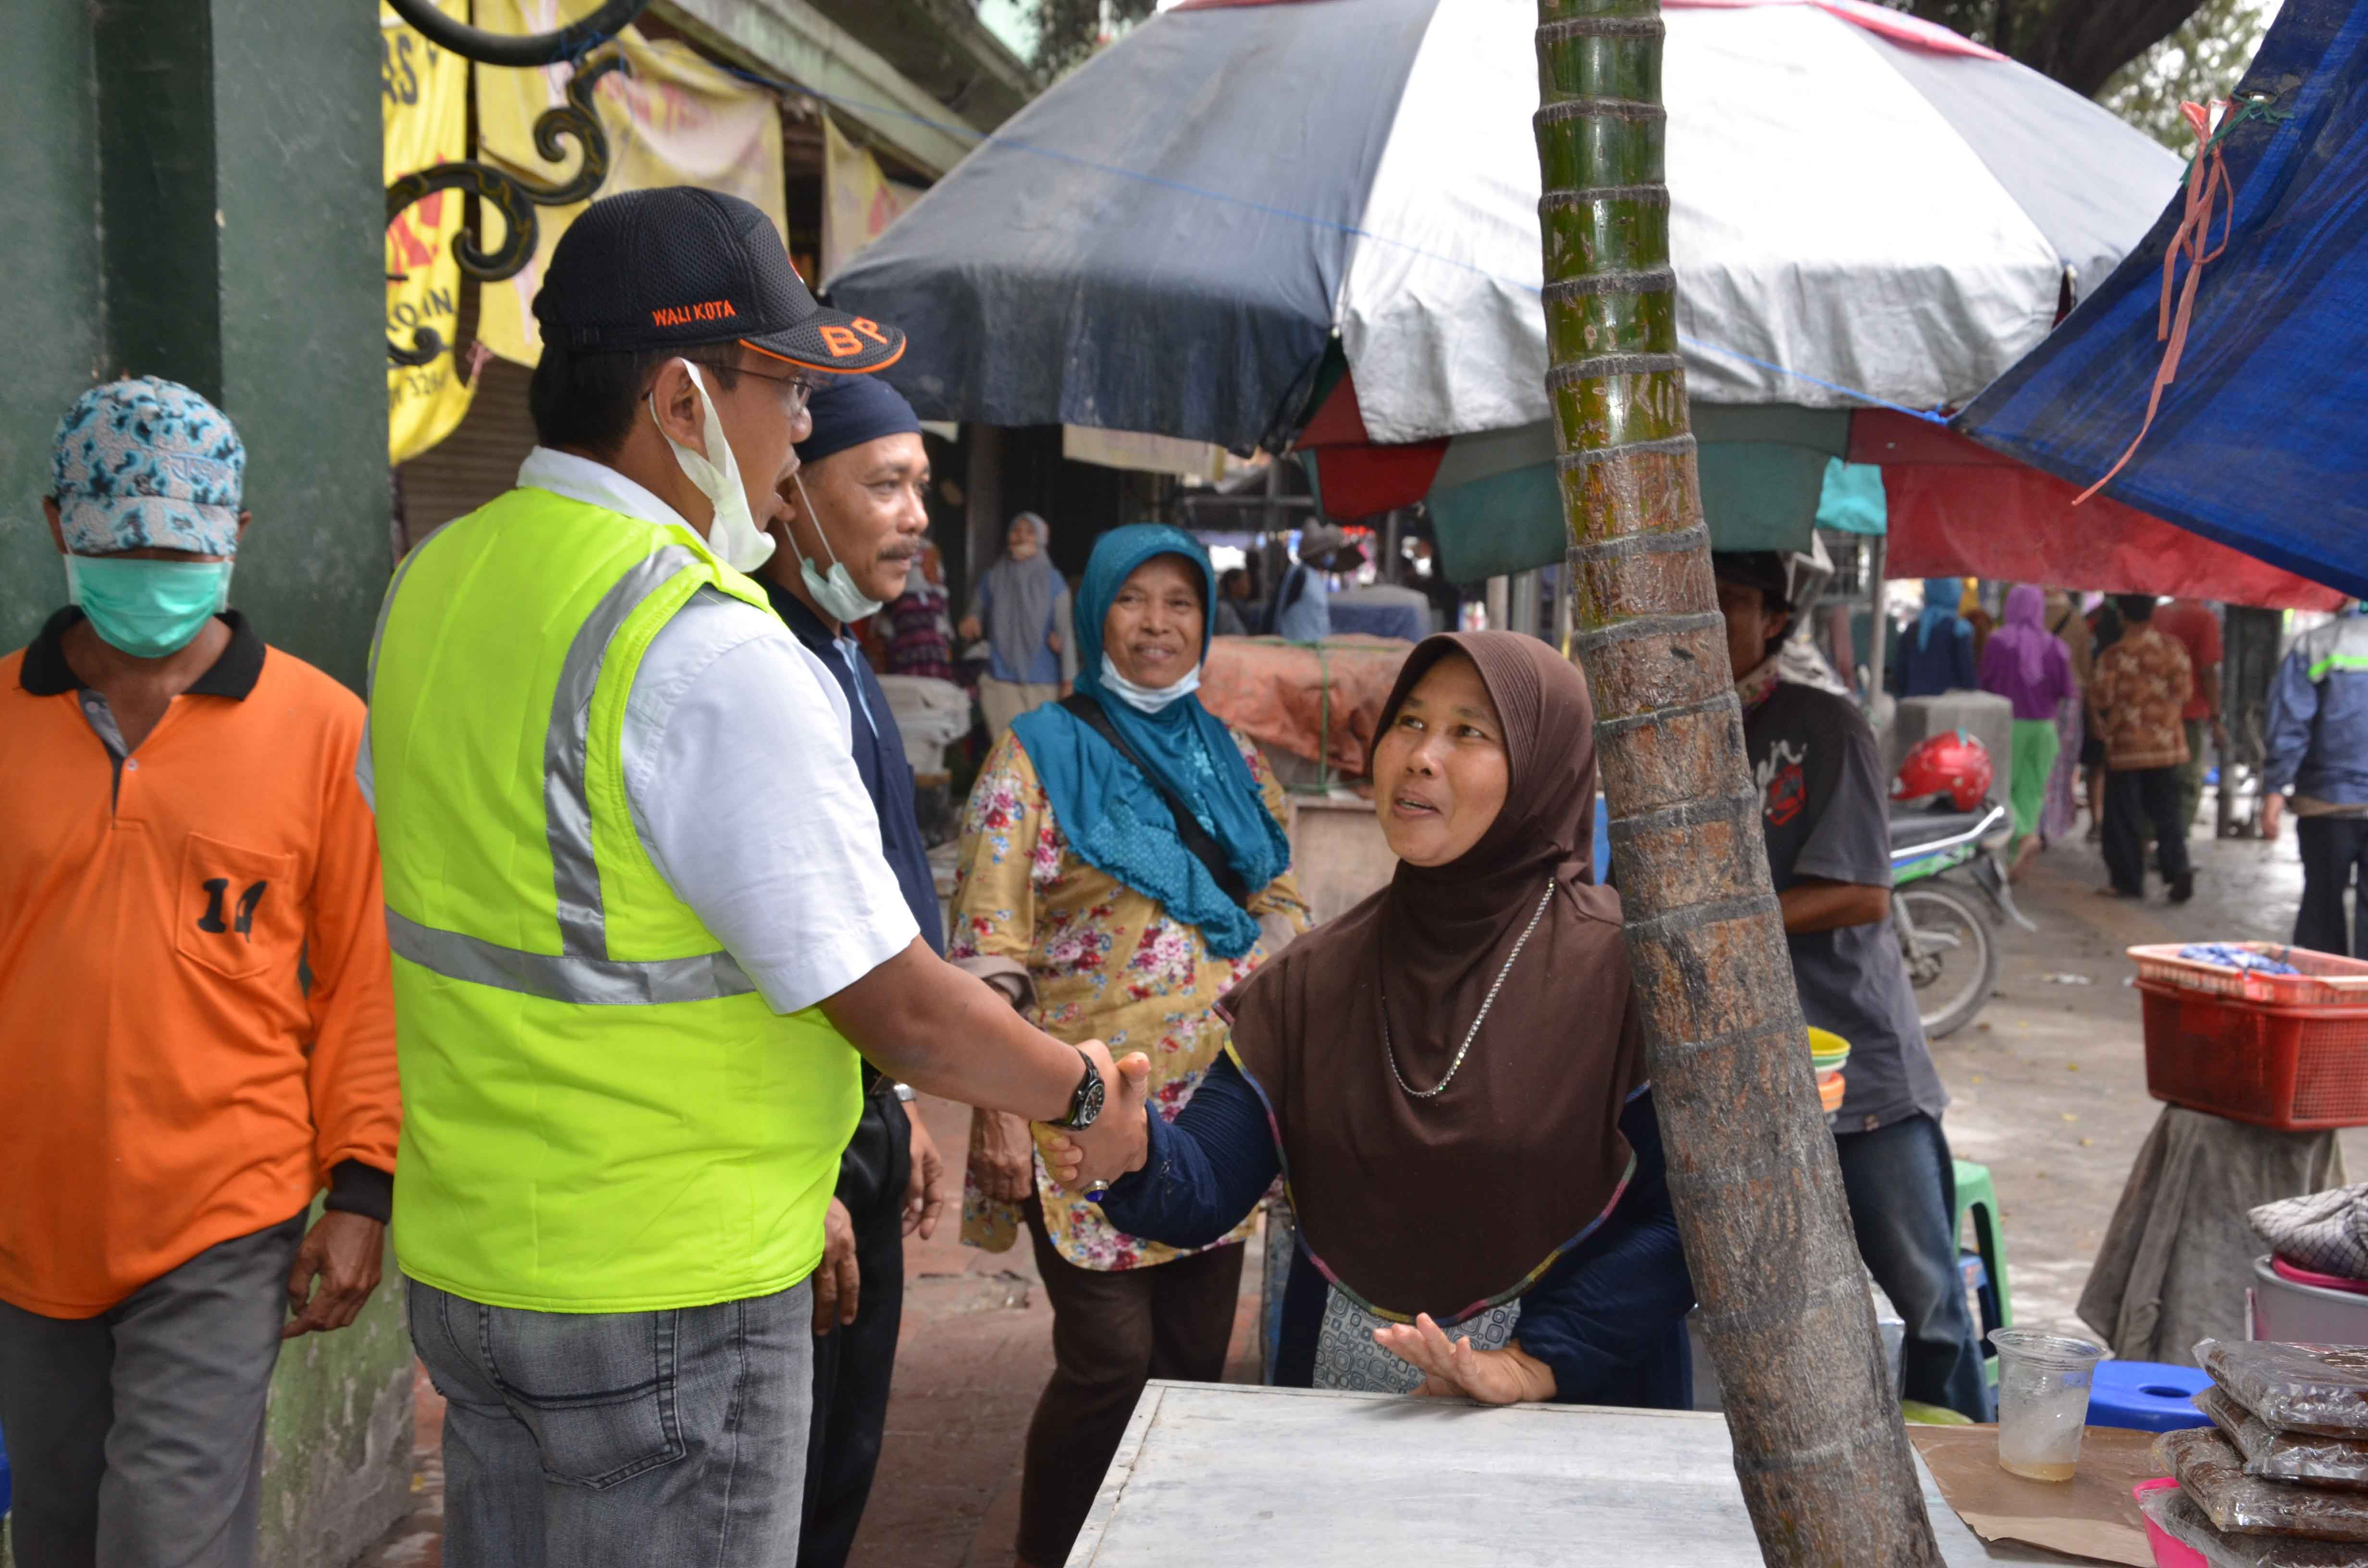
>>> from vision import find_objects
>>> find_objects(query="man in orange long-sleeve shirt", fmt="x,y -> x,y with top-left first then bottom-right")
0,379 -> 400,1568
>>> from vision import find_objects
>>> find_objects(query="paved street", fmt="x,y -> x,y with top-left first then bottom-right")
360,811 -> 2358,1568
1941,822 -> 2364,1340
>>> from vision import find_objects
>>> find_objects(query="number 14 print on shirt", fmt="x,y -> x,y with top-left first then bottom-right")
175,834 -> 300,982
196,877 -> 268,940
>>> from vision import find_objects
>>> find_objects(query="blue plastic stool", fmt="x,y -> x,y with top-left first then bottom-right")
2086,1360 -> 2213,1432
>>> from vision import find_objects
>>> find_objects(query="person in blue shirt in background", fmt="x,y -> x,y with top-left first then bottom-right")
1271,522 -> 1366,642
1887,577 -> 1979,698
2261,604 -> 2368,957
760,373 -> 953,1568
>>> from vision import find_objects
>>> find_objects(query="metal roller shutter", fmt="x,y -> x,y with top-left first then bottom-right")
395,357 -> 537,551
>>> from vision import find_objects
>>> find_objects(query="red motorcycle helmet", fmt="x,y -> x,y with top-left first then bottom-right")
1892,730 -> 1993,812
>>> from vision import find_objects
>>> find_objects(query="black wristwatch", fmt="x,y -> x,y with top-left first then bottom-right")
1052,1046 -> 1106,1130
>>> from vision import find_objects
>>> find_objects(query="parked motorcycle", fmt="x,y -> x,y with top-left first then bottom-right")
1889,800 -> 2033,1038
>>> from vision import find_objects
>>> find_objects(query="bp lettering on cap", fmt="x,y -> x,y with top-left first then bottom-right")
815,317 -> 895,356
651,299 -> 739,328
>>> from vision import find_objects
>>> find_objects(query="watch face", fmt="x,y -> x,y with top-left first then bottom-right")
1073,1071 -> 1106,1129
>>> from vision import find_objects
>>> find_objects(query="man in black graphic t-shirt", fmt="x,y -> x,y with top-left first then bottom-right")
1714,552 -> 1989,1421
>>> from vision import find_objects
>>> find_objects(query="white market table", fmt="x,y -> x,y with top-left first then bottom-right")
1067,1383 -> 2063,1566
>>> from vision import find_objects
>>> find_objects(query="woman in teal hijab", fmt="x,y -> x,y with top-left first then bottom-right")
1010,524 -> 1291,954
948,523 -> 1309,1568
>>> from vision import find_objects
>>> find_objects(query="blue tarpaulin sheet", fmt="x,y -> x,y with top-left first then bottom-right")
1956,0 -> 2368,600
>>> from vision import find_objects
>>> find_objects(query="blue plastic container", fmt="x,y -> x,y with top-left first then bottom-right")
2086,1360 -> 2212,1432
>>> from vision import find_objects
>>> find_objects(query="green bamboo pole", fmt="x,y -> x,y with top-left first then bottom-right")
1529,4 -> 1945,1561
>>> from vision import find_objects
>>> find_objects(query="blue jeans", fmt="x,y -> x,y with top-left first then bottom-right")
1833,1113 -> 1993,1421
407,1276 -> 814,1568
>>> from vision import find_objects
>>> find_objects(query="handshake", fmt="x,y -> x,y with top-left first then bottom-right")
971,1042 -> 1154,1201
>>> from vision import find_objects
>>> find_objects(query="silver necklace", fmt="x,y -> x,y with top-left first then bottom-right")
1381,880 -> 1557,1100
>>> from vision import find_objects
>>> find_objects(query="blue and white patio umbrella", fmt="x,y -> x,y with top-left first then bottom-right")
832,0 -> 2181,574
832,0 -> 2179,454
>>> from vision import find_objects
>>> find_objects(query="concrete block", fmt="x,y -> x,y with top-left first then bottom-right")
1285,790 -> 1397,926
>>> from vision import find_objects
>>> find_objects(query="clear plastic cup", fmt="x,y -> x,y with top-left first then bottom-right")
1991,1328 -> 2106,1482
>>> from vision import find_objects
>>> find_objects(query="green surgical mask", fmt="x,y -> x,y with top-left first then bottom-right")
64,556 -> 234,658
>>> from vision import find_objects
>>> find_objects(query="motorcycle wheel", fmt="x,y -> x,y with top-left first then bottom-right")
1897,883 -> 1997,1040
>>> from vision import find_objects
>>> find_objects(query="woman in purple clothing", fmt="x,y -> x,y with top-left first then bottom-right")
1979,584 -> 2082,878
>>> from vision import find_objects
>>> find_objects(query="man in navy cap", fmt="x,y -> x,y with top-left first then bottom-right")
756,374 -> 950,1568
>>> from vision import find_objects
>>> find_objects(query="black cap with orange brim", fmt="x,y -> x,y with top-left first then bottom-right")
532,186 -> 904,374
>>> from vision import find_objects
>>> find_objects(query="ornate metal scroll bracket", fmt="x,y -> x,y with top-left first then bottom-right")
386,0 -> 649,67
384,0 -> 651,366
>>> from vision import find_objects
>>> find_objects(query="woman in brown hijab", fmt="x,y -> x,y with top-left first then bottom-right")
1061,632 -> 1695,1403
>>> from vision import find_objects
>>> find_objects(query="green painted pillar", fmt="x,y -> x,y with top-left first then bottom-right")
1,0 -> 388,689
0,6 -> 408,1566
0,5 -> 105,651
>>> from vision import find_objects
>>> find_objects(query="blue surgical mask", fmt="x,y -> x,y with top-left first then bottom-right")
64,556 -> 234,658
1099,652 -> 1201,714
790,473 -> 886,625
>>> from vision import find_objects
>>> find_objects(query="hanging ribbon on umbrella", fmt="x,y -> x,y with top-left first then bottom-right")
2076,95 -> 2282,504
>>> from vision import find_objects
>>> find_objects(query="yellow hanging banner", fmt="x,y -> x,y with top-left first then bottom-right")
383,0 -> 477,466
472,3 -> 789,366
821,115 -> 925,286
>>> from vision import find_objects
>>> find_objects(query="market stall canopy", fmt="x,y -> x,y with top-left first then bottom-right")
1953,0 -> 2368,602
1296,387 -> 1867,580
1856,412 -> 2347,611
829,0 -> 2181,460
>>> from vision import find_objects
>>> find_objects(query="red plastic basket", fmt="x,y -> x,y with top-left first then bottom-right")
2139,980 -> 2368,1131
2128,942 -> 2368,1005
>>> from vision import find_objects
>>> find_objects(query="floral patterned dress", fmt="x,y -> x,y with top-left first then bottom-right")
2090,623 -> 2194,771
950,724 -> 1311,1271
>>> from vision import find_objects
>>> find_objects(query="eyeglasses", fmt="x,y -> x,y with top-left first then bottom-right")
736,363 -> 826,417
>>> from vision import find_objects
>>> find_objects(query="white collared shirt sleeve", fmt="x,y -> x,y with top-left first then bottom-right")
622,588 -> 918,1015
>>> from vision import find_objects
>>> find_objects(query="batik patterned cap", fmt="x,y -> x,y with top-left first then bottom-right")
51,377 -> 246,557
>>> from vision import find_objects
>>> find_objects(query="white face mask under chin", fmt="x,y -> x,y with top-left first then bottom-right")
648,361 -> 777,574
789,472 -> 886,625
1100,652 -> 1201,713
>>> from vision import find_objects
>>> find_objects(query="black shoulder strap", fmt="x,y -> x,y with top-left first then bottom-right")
1060,692 -> 1254,910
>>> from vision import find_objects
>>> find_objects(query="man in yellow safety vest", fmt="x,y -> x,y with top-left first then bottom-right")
363,187 -> 1144,1568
